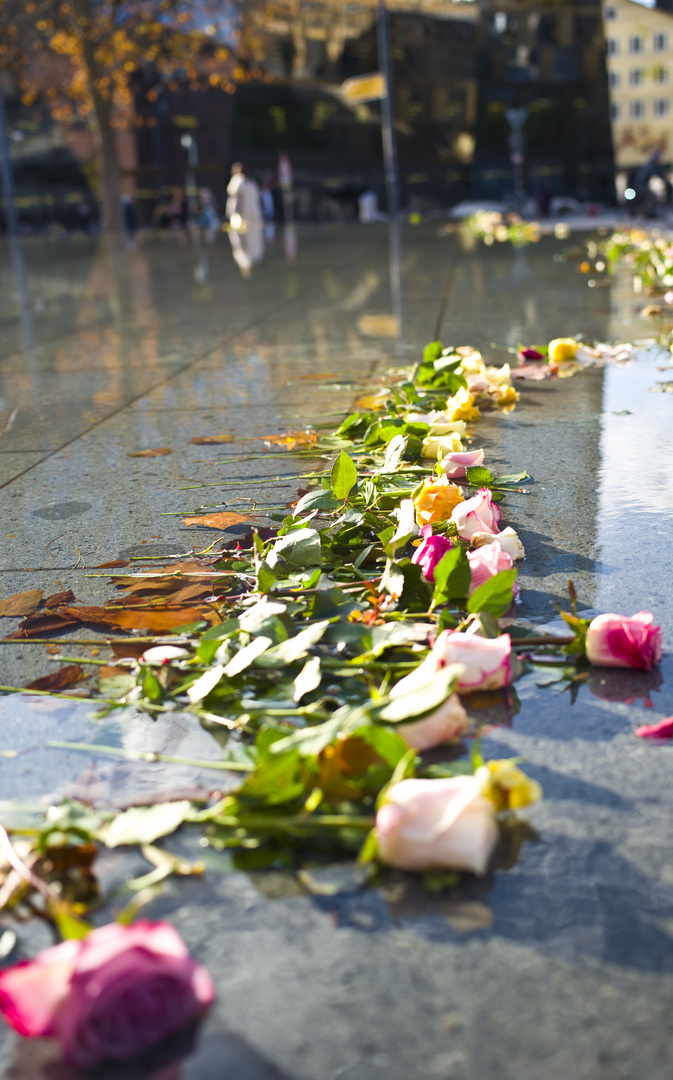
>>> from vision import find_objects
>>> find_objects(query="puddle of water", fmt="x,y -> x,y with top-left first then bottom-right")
0,694 -> 234,809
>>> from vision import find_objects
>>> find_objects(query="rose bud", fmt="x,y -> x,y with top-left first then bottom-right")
585,611 -> 663,671
467,541 -> 514,595
451,487 -> 501,540
439,448 -> 485,479
397,693 -> 469,751
519,347 -> 544,361
376,776 -> 498,874
471,526 -> 525,561
0,921 -> 215,1068
433,629 -> 512,693
411,527 -> 454,583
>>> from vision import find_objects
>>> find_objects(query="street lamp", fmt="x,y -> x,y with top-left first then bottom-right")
180,132 -> 198,219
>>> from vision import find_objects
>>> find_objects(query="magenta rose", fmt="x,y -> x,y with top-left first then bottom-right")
451,487 -> 501,540
467,541 -> 514,595
585,611 -> 663,671
0,921 -> 215,1068
411,526 -> 453,583
519,347 -> 544,361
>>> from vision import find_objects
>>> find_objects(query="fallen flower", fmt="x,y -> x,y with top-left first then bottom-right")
433,629 -> 513,693
519,347 -> 544,361
479,760 -> 542,812
411,527 -> 454,583
0,920 -> 215,1068
467,541 -> 514,595
451,487 -> 501,540
547,337 -> 578,363
471,526 -> 525,561
414,475 -> 464,528
585,611 -> 663,671
439,448 -> 485,479
421,431 -> 464,459
376,775 -> 498,874
635,716 -> 673,739
397,693 -> 469,750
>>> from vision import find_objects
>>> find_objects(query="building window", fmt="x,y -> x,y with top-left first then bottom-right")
654,33 -> 668,52
605,6 -> 617,18
629,35 -> 644,53
609,70 -> 619,88
611,102 -> 620,120
630,100 -> 645,118
654,65 -> 669,83
654,98 -> 669,115
629,68 -> 643,85
607,38 -> 618,55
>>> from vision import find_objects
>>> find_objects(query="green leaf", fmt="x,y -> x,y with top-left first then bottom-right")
331,450 -> 358,501
272,527 -> 323,568
355,724 -> 409,768
269,714 -> 345,757
375,664 -> 462,723
98,801 -> 193,848
237,750 -> 304,805
466,568 -> 518,616
493,470 -> 530,485
423,341 -> 444,363
432,546 -> 471,605
379,434 -> 409,474
48,899 -> 93,940
223,635 -> 273,677
257,620 -> 330,667
141,668 -> 162,703
257,561 -> 277,595
465,465 -> 494,486
293,655 -> 322,701
293,489 -> 341,516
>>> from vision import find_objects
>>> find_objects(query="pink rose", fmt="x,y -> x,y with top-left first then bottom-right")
397,693 -> 469,751
439,448 -> 485,479
411,526 -> 454,583
433,629 -> 512,693
467,541 -> 514,595
585,611 -> 663,671
376,776 -> 498,874
451,487 -> 501,540
0,921 -> 215,1067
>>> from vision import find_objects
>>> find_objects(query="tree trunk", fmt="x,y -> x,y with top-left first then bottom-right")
96,114 -> 124,235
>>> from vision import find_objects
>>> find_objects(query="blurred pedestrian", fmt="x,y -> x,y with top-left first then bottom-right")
121,193 -> 138,246
198,188 -> 220,244
226,162 -> 264,277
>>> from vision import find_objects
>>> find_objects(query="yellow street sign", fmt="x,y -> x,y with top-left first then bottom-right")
339,72 -> 386,104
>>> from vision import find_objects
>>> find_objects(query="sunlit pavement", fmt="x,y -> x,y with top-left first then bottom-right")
1,224 -> 673,1079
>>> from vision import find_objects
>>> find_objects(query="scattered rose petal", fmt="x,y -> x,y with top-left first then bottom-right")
635,717 -> 673,739
127,448 -> 172,457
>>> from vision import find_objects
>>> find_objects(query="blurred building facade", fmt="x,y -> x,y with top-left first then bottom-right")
604,0 -> 673,168
2,0 -> 619,229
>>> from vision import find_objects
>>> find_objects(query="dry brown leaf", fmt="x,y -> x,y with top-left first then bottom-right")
59,604 -> 218,633
26,665 -> 85,692
94,560 -> 131,570
189,436 -> 234,445
6,611 -> 79,638
0,590 -> 44,618
111,641 -> 148,660
127,448 -> 172,458
262,430 -> 317,450
353,393 -> 387,411
44,589 -> 75,609
183,512 -> 250,530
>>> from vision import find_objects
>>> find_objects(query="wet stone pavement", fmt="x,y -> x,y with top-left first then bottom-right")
1,224 -> 673,1079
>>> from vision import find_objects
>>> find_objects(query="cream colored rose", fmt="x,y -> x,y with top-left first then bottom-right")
397,693 -> 469,751
471,526 -> 525,561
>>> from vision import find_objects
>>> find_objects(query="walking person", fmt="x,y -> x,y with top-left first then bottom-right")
226,162 -> 264,277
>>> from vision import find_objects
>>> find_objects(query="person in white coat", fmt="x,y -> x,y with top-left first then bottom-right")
226,162 -> 264,277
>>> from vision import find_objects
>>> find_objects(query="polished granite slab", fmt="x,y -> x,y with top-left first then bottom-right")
0,225 -> 672,1080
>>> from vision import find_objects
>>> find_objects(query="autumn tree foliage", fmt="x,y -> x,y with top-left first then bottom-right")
0,0 -> 241,233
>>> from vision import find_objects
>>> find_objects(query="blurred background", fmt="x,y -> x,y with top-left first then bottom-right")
1,0 -> 672,236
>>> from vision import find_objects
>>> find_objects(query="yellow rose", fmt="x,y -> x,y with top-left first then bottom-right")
479,760 -> 542,813
414,475 -> 464,527
421,431 -> 464,458
491,384 -> 519,407
548,337 -> 578,363
445,386 -> 480,423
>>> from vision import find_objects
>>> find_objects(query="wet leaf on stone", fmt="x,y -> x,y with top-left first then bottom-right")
183,512 -> 250,529
190,435 -> 234,444
44,589 -> 75,609
26,665 -> 85,692
98,801 -> 193,848
127,448 -> 172,457
0,589 -> 43,617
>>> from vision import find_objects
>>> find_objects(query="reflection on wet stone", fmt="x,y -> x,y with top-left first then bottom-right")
31,502 -> 92,520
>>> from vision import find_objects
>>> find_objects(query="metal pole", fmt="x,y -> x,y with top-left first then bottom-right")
0,81 -> 19,239
377,0 -> 400,221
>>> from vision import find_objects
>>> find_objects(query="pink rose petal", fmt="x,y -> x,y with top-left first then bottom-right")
635,716 -> 673,739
